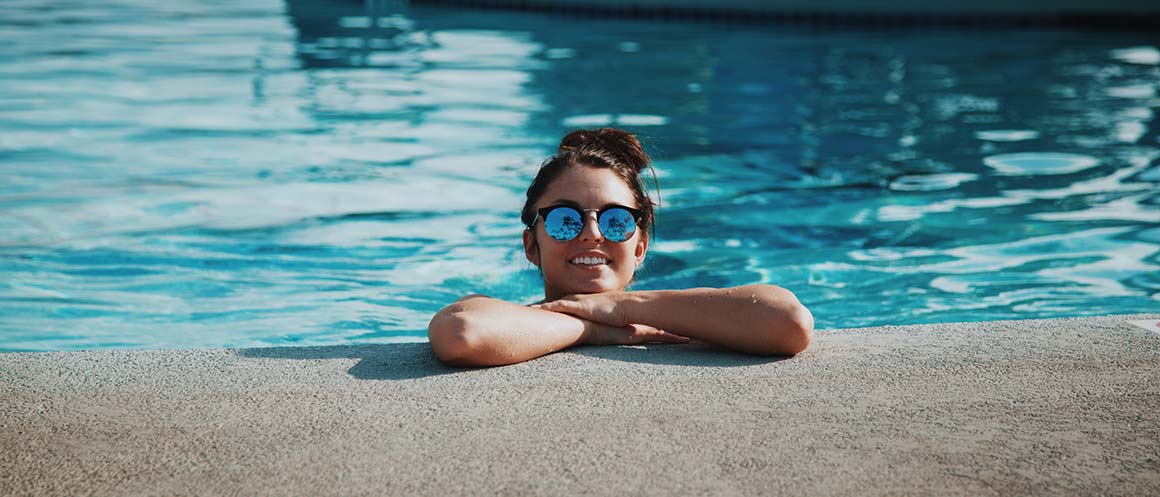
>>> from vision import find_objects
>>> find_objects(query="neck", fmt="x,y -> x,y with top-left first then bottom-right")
542,287 -> 566,303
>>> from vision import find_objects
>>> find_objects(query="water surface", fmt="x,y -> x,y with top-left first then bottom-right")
1,0 -> 1158,351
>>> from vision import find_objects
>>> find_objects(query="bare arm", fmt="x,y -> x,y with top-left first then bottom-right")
536,284 -> 813,356
626,285 -> 813,355
427,295 -> 688,367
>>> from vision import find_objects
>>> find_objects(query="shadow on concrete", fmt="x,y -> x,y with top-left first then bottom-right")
235,340 -> 787,381
236,343 -> 467,381
569,340 -> 790,367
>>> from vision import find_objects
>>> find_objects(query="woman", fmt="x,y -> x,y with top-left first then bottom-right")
428,128 -> 813,367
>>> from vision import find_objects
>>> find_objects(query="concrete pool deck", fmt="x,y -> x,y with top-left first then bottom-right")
3,313 -> 1158,496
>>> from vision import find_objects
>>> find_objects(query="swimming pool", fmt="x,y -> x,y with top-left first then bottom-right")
1,0 -> 1157,351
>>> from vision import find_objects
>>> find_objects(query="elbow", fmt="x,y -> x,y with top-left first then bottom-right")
751,285 -> 813,356
775,302 -> 813,356
427,306 -> 485,367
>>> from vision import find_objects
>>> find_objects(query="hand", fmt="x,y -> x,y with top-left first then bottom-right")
582,322 -> 690,346
534,292 -> 631,327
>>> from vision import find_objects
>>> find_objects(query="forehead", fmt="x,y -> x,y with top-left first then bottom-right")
538,166 -> 636,208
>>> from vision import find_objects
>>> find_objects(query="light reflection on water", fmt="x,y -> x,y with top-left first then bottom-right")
0,0 -> 1157,351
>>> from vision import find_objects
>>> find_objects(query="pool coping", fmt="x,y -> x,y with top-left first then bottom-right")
3,313 -> 1159,496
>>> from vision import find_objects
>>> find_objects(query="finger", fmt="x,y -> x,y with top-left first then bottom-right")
531,303 -> 567,313
632,326 -> 690,344
652,332 -> 691,344
626,323 -> 659,333
542,300 -> 583,315
648,326 -> 688,340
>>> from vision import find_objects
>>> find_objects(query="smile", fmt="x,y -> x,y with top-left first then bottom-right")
569,256 -> 609,266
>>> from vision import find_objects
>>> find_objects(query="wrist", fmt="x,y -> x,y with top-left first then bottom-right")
620,290 -> 653,325
577,318 -> 596,346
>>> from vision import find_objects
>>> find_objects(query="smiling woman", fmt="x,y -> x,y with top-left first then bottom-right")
427,128 -> 813,367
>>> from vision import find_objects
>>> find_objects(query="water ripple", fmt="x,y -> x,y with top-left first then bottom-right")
983,152 -> 1101,175
1,1 -> 1158,350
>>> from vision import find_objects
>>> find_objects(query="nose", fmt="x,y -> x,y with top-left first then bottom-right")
577,211 -> 603,243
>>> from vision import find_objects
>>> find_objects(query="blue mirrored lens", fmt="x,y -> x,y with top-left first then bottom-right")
544,207 -> 583,241
598,208 -> 637,242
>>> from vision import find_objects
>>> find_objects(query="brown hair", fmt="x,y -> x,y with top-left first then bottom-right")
521,128 -> 658,236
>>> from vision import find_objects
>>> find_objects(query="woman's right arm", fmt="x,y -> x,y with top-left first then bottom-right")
427,295 -> 688,367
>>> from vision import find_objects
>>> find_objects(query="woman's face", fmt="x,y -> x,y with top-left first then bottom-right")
523,165 -> 648,301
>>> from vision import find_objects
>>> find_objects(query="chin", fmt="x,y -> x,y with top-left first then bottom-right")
545,263 -> 631,296
565,277 -> 624,295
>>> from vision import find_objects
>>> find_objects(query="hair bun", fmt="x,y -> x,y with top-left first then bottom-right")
558,128 -> 649,173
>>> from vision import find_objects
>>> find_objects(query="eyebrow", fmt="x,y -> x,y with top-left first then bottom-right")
545,199 -> 635,210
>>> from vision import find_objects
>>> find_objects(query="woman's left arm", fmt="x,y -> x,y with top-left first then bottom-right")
535,284 -> 813,356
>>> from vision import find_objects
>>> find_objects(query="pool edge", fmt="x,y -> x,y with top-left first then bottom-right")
4,313 -> 1159,496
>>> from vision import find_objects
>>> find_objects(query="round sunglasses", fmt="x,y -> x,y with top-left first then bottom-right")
532,204 -> 643,242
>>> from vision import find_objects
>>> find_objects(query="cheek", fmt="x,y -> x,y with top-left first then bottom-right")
623,256 -> 638,272
613,249 -> 638,276
543,243 -> 567,264
539,245 -> 571,274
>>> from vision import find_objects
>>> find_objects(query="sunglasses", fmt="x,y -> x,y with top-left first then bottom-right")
532,204 -> 643,243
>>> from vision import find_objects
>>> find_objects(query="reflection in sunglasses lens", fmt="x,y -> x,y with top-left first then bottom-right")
545,208 -> 583,241
599,208 -> 636,242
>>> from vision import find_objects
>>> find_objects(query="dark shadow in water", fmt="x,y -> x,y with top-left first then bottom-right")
235,339 -> 787,381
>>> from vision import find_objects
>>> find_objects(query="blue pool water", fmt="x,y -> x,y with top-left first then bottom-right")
1,1 -> 1158,351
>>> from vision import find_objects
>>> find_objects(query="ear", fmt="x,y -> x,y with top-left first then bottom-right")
522,229 -> 540,266
634,232 -> 648,266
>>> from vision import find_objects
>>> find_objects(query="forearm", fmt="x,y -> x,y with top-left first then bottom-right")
428,295 -> 589,367
623,284 -> 812,355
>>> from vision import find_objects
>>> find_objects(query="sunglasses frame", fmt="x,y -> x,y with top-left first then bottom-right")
532,204 -> 643,242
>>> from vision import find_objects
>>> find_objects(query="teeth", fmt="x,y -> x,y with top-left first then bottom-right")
571,256 -> 608,265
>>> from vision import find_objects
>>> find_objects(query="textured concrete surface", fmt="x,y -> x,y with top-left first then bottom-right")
2,314 -> 1159,496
